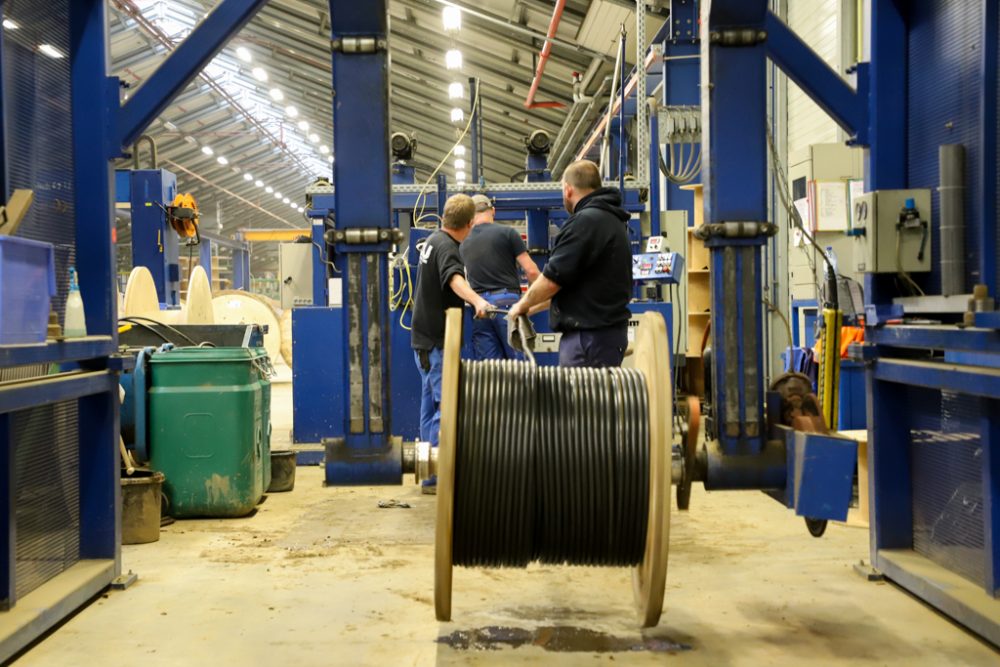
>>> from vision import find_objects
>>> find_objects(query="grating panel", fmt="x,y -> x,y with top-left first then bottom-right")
907,1 -> 982,294
13,400 -> 81,599
909,388 -> 986,588
2,0 -> 76,321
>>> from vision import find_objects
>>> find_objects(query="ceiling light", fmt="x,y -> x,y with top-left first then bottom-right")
327,156 -> 334,164
243,173 -> 253,181
163,121 -> 178,131
455,170 -> 466,181
450,108 -> 464,123
319,145 -> 330,155
183,135 -> 197,145
443,6 -> 462,31
298,206 -> 305,212
297,120 -> 309,132
236,46 -> 252,62
255,180 -> 264,187
454,159 -> 465,170
282,197 -> 290,204
274,192 -> 283,199
285,105 -> 298,118
3,19 -> 19,30
201,145 -> 214,156
251,67 -> 268,82
454,145 -> 466,157
448,82 -> 464,99
445,49 -> 462,70
308,133 -> 319,143
269,88 -> 284,102
39,44 -> 64,59
265,186 -> 274,193
217,156 -> 229,165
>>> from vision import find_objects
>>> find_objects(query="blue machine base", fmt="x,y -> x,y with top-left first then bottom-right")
323,437 -> 402,485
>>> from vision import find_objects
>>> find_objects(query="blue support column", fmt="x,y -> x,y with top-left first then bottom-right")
199,238 -> 213,285
117,0 -> 272,147
232,246 -> 249,290
661,0 -> 700,230
325,0 -> 399,484
866,0 -> 907,191
984,406 -> 1000,596
525,153 -> 551,268
700,1 -> 771,476
311,219 -> 328,306
0,414 -> 11,609
129,169 -> 179,306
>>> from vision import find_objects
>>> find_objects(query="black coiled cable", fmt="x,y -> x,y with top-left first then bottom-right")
452,360 -> 649,568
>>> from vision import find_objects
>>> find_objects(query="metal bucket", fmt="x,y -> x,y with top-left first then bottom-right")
121,470 -> 164,544
267,451 -> 296,493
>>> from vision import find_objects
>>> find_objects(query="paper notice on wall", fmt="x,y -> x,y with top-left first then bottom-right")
815,181 -> 849,231
792,198 -> 812,246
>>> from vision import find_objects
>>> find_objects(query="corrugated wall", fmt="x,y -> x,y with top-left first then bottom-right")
787,0 -> 842,154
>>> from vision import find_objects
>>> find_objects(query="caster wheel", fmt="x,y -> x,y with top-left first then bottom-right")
676,396 -> 700,510
805,517 -> 828,538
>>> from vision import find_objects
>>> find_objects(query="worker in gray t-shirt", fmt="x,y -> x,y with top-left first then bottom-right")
460,194 -> 540,360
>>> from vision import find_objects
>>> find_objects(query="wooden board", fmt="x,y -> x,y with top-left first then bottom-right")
434,308 -> 462,622
630,311 -> 672,628
184,266 -> 214,324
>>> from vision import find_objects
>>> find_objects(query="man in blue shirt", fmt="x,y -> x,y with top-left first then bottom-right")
460,194 -> 540,359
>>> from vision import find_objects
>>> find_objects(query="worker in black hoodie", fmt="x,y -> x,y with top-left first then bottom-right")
509,159 -> 632,367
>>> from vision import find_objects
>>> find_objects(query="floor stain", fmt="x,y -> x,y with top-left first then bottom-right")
437,626 -> 693,653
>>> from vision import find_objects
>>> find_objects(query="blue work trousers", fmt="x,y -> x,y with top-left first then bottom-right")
558,325 -> 629,368
414,347 -> 444,446
471,290 -> 523,361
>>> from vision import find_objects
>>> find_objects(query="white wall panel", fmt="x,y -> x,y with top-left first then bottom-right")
787,0 -> 842,154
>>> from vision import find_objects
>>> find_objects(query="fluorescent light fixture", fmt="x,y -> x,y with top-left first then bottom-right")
38,44 -> 64,59
3,19 -> 19,30
285,105 -> 299,118
445,49 -> 462,70
243,173 -> 253,181
217,156 -> 229,165
255,180 -> 264,187
289,201 -> 297,209
450,108 -> 464,123
236,46 -> 252,62
163,121 -> 178,131
274,192 -> 283,199
201,145 -> 214,156
327,156 -> 334,164
298,206 -> 305,212
448,82 -> 463,99
454,145 -> 466,157
269,88 -> 284,102
319,145 -> 330,155
183,135 -> 198,145
297,120 -> 310,132
265,186 -> 274,193
455,170 -> 466,181
282,197 -> 290,204
251,67 -> 268,82
454,159 -> 466,170
308,133 -> 320,143
442,6 -> 461,31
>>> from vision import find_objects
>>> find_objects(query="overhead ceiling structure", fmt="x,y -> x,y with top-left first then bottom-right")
108,0 -> 659,273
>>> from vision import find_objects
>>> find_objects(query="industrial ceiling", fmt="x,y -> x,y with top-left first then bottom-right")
109,0 -> 663,274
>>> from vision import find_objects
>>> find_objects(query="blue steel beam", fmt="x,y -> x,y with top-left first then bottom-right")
873,359 -> 1000,401
764,12 -> 868,143
979,0 -> 998,295
117,0 -> 272,148
702,0 -> 769,459
866,0 -> 907,190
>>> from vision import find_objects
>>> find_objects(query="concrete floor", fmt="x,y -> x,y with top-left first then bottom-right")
15,380 -> 1000,666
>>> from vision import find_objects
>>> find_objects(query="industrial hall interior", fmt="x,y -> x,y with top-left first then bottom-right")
1,0 -> 1000,664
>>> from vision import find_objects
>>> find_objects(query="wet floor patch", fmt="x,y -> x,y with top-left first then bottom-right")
437,626 -> 692,653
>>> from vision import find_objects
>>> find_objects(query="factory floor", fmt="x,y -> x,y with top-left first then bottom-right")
14,379 -> 1000,666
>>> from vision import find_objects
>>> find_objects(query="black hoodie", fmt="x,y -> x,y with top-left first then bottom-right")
542,187 -> 632,332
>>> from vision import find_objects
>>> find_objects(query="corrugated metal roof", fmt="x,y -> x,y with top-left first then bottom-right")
109,0 -> 657,272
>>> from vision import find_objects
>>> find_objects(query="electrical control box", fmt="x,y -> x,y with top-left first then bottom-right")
279,242 -> 314,309
632,252 -> 684,284
851,189 -> 932,274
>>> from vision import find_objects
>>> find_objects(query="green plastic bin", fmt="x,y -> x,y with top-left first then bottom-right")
148,347 -> 272,517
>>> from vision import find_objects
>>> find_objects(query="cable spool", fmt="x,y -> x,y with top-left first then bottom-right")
435,309 -> 672,627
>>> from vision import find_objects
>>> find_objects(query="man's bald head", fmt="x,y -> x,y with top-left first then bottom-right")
561,160 -> 602,213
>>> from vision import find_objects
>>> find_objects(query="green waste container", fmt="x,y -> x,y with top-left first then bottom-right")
149,347 -> 272,518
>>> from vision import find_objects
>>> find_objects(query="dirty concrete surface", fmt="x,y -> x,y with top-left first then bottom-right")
14,380 -> 999,666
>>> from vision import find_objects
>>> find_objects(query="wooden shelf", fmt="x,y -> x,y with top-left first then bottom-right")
684,184 -> 710,369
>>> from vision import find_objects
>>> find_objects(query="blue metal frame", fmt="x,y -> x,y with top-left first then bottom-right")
124,168 -> 180,305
